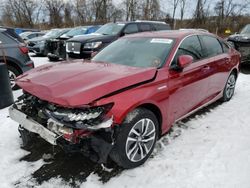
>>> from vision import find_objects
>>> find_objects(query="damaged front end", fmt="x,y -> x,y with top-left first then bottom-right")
9,92 -> 116,164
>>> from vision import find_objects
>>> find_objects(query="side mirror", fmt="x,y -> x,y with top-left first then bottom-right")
178,55 -> 193,69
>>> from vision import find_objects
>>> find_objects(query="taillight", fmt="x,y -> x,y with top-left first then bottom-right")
19,46 -> 29,54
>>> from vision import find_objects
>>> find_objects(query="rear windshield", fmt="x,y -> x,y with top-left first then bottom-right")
92,37 -> 174,68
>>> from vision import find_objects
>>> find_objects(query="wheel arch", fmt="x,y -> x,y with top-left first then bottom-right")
131,103 -> 163,137
0,57 -> 22,74
231,68 -> 238,79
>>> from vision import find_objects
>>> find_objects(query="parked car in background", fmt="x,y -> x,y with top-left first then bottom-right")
20,31 -> 45,41
66,20 -> 171,59
9,30 -> 239,169
27,28 -> 70,56
0,27 -> 34,90
47,25 -> 101,61
227,24 -> 250,63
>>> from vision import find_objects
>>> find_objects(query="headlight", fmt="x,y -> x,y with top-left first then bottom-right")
84,41 -> 102,49
49,103 -> 114,122
68,111 -> 102,121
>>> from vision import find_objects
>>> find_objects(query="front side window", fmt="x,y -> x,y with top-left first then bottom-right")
200,35 -> 223,57
92,37 -> 175,68
172,35 -> 203,67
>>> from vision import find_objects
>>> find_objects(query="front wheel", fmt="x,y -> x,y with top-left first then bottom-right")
222,72 -> 237,102
7,66 -> 21,90
110,108 -> 159,169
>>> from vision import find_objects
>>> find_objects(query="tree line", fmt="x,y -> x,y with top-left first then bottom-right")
0,0 -> 249,34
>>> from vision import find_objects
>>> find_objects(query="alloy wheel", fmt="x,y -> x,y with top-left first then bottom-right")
226,74 -> 236,99
125,118 -> 156,162
8,70 -> 16,89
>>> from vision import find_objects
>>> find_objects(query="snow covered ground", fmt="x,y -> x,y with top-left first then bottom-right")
1,55 -> 250,188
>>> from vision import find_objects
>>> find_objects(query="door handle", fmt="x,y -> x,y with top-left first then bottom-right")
224,57 -> 231,64
202,65 -> 210,70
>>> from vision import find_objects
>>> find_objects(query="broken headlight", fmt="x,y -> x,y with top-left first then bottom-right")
49,103 -> 114,123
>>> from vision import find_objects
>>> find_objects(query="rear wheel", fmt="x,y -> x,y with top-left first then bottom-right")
7,66 -> 21,90
222,72 -> 236,102
110,108 -> 159,169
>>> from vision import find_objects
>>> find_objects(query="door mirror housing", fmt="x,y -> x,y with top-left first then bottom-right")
178,55 -> 193,69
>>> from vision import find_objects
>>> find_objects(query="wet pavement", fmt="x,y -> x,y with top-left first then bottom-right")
19,63 -> 250,186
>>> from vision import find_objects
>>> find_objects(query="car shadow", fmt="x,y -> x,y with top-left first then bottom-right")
240,63 -> 250,75
20,138 -> 123,186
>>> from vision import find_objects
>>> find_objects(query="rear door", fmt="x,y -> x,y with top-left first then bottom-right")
199,35 -> 229,98
168,35 -> 211,121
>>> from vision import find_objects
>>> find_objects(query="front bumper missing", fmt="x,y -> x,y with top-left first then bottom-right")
9,106 -> 58,145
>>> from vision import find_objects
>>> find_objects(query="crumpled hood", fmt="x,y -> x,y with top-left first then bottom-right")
16,60 -> 157,107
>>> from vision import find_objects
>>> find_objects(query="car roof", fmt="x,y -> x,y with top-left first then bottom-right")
115,20 -> 168,25
124,30 -> 214,40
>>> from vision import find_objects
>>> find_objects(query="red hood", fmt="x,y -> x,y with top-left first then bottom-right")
17,60 -> 157,107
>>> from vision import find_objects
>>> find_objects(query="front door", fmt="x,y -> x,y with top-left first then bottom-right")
168,35 -> 212,123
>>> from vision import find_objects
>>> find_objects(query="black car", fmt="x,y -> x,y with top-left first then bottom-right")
227,24 -> 250,63
66,21 -> 171,59
0,27 -> 34,89
27,28 -> 70,56
46,25 -> 101,61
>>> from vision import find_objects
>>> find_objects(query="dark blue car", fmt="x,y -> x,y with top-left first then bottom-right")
46,25 -> 101,61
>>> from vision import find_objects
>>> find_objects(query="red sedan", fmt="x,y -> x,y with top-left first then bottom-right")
9,30 -> 240,169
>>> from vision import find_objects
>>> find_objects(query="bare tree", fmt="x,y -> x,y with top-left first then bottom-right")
124,0 -> 139,21
143,0 -> 160,20
2,0 -> 39,27
193,0 -> 208,25
64,3 -> 74,27
44,0 -> 64,27
180,0 -> 186,22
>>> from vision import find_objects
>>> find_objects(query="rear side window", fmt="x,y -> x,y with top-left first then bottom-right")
4,29 -> 23,43
123,24 -> 139,34
154,23 -> 170,31
200,35 -> 223,57
220,40 -> 230,53
171,35 -> 203,67
140,23 -> 152,32
0,32 -> 15,44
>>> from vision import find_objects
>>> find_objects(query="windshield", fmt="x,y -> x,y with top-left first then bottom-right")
43,29 -> 61,38
92,37 -> 174,68
66,27 -> 87,37
95,23 -> 124,35
240,25 -> 250,34
20,32 -> 31,37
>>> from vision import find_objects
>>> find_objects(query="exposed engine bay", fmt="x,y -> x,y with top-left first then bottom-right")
10,92 -> 116,164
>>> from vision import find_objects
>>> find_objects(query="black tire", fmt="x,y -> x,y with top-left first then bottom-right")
7,65 -> 21,90
48,56 -> 59,62
18,125 -> 36,150
221,72 -> 237,102
110,108 -> 159,169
